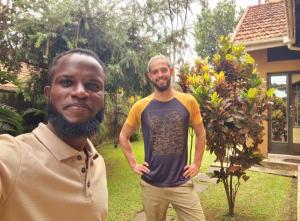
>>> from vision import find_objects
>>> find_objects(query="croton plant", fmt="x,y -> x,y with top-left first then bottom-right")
178,36 -> 275,216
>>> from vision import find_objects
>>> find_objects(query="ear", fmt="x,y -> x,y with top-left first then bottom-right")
44,86 -> 51,102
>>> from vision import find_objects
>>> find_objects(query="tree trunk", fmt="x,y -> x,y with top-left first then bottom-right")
229,175 -> 235,216
223,176 -> 235,217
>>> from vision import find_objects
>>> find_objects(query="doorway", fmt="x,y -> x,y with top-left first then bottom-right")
269,72 -> 300,155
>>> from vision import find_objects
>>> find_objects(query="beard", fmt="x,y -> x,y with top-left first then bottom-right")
47,102 -> 104,139
151,78 -> 171,92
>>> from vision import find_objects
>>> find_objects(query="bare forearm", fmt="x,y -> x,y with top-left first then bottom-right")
193,131 -> 206,168
193,122 -> 206,168
119,130 -> 150,175
119,136 -> 138,168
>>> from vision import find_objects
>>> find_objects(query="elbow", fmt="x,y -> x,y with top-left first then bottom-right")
118,133 -> 124,146
119,132 -> 129,147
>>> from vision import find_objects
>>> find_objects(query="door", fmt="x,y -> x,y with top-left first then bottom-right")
269,73 -> 300,155
290,74 -> 300,153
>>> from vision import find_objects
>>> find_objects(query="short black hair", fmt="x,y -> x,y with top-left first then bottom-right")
48,48 -> 106,84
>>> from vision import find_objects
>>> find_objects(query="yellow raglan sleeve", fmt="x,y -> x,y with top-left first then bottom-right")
189,95 -> 203,125
174,91 -> 203,126
125,102 -> 142,128
125,97 -> 152,128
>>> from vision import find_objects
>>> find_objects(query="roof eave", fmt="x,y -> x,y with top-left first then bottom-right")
0,86 -> 17,92
234,36 -> 286,51
284,0 -> 295,40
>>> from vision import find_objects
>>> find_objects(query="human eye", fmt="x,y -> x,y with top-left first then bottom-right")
151,69 -> 159,75
60,78 -> 73,87
85,82 -> 102,92
161,67 -> 168,73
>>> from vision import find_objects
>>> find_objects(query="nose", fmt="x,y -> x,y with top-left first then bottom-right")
71,83 -> 89,99
157,69 -> 165,77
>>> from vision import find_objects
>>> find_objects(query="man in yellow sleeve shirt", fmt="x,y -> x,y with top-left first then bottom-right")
119,54 -> 206,221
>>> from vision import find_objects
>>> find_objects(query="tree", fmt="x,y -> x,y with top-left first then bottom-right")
178,36 -> 275,216
1,0 -> 196,100
143,0 -> 192,66
1,0 -> 196,142
195,0 -> 242,58
1,0 -> 127,106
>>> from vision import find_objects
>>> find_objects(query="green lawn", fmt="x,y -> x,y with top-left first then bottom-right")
97,141 -> 144,221
199,171 -> 296,221
97,141 -> 297,221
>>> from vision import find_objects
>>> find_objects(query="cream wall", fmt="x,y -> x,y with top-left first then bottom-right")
249,49 -> 300,155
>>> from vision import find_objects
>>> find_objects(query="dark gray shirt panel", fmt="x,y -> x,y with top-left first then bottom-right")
141,98 -> 190,187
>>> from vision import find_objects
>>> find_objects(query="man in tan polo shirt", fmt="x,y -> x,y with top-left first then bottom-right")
0,48 -> 108,221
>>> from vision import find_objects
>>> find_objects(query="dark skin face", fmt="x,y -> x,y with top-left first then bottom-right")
44,53 -> 105,150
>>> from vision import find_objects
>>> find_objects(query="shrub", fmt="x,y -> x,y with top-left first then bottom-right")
177,36 -> 275,216
0,104 -> 23,136
22,108 -> 46,132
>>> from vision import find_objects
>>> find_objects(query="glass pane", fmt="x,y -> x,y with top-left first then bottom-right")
270,75 -> 288,143
291,74 -> 300,144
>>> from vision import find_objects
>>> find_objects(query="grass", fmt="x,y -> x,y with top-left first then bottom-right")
97,141 -> 144,221
97,141 -> 297,221
198,171 -> 296,221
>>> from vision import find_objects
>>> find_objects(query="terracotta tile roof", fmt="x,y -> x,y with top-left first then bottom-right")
0,82 -> 17,92
0,63 -> 33,92
233,1 -> 288,42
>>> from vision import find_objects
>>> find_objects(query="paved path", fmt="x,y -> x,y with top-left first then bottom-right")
132,173 -> 216,221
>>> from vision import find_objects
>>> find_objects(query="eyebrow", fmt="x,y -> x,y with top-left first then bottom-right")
151,67 -> 168,71
56,74 -> 74,78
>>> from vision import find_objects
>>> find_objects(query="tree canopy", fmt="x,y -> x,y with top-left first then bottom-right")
195,0 -> 242,58
0,0 -> 196,106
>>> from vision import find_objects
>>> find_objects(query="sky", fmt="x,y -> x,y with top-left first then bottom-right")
182,0 -> 264,61
212,0 -> 262,8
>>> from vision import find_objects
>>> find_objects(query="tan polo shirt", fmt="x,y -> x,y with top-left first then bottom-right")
0,123 -> 108,221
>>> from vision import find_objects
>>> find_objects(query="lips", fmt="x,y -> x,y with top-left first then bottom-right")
64,103 -> 92,112
156,79 -> 167,85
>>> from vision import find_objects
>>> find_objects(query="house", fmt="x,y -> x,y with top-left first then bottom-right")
0,63 -> 32,111
232,0 -> 300,155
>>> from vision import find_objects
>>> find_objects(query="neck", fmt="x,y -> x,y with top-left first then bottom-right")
63,137 -> 88,151
153,87 -> 174,101
47,122 -> 88,151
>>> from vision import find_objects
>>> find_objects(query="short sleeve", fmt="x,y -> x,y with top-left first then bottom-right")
190,96 -> 203,125
125,97 -> 152,128
0,135 -> 22,204
125,102 -> 141,128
